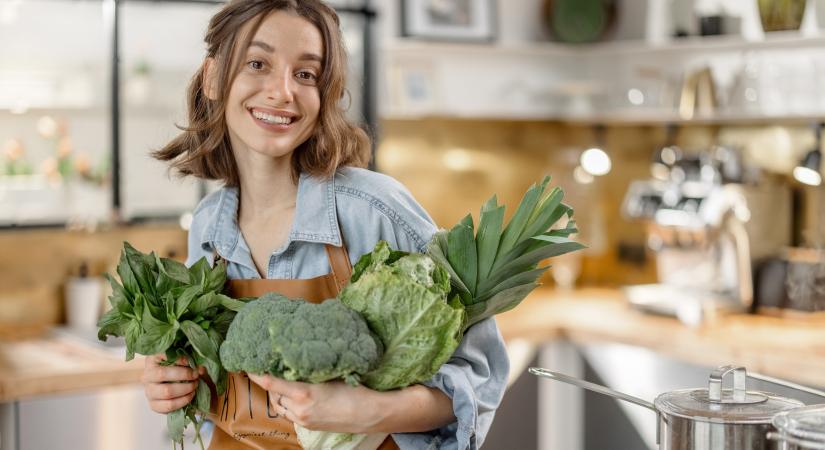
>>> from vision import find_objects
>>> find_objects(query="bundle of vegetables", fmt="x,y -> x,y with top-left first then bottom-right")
428,175 -> 585,327
294,176 -> 585,450
97,242 -> 247,450
220,293 -> 384,385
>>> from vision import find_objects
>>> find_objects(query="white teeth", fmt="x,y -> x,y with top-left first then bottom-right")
251,110 -> 293,124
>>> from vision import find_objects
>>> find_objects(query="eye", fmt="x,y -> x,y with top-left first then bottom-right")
247,60 -> 265,71
296,70 -> 318,82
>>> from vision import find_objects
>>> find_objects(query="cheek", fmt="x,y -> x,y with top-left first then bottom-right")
308,90 -> 321,118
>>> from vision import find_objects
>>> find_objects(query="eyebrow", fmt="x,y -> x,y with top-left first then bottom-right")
248,40 -> 323,64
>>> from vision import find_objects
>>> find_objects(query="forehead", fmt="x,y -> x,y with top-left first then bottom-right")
248,10 -> 324,58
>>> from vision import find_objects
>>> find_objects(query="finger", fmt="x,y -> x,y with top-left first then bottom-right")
145,380 -> 198,401
248,373 -> 309,399
270,394 -> 298,423
150,353 -> 190,367
143,364 -> 199,383
150,390 -> 197,414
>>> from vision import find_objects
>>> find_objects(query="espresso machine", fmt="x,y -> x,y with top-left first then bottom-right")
621,146 -> 791,324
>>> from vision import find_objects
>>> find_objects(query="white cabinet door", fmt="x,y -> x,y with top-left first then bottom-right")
19,386 -> 169,450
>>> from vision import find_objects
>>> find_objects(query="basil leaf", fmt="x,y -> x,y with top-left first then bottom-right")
188,257 -> 210,286
167,408 -> 185,443
97,309 -> 129,341
124,242 -> 156,298
204,260 -> 226,293
189,293 -> 222,315
104,273 -> 132,309
211,310 -> 236,337
195,379 -> 211,413
217,294 -> 246,312
181,320 -> 219,362
116,249 -> 140,297
174,285 -> 202,319
161,256 -> 191,284
135,304 -> 178,355
124,321 -> 141,361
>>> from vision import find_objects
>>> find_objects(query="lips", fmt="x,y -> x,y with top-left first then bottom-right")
247,107 -> 300,132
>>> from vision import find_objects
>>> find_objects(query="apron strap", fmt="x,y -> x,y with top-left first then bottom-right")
324,241 -> 353,290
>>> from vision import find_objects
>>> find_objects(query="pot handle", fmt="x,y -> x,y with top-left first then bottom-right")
529,367 -> 656,412
709,365 -> 747,402
748,371 -> 825,399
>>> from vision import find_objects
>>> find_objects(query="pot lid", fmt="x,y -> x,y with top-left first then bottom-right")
654,366 -> 804,424
773,405 -> 825,444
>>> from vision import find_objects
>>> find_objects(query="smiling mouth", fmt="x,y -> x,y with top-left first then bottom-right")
250,109 -> 296,125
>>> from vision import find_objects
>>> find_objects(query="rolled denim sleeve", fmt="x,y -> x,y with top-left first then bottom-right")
391,317 -> 509,450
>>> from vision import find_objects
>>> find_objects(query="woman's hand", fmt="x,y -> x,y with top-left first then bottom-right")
248,374 -> 382,433
141,354 -> 201,414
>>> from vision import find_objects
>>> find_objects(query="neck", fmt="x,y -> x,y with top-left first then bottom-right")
234,148 -> 299,221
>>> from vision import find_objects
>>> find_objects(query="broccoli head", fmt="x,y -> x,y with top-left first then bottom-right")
219,293 -> 300,374
268,298 -> 383,385
219,294 -> 382,386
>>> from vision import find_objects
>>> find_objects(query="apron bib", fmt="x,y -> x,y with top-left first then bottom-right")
208,243 -> 399,450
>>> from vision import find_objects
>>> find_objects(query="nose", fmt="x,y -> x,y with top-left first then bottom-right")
264,68 -> 294,104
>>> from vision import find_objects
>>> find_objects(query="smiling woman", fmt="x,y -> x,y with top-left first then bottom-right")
140,1 -> 508,450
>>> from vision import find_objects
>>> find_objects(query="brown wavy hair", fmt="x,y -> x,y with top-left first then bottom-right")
152,0 -> 371,186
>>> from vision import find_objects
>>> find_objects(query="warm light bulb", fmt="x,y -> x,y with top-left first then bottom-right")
580,147 -> 612,176
573,166 -> 594,184
442,148 -> 473,171
794,166 -> 822,186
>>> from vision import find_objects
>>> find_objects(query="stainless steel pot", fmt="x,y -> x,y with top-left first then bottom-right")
767,405 -> 825,450
750,370 -> 825,450
530,365 -> 805,450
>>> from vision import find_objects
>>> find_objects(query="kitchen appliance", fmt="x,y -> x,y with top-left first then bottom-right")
621,147 -> 792,322
769,405 -> 825,449
530,365 -> 805,450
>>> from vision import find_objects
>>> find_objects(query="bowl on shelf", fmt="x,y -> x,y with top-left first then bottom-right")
757,0 -> 806,32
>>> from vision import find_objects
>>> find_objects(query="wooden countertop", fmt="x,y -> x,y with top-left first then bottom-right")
0,335 -> 144,402
496,288 -> 825,388
2,287 -> 824,402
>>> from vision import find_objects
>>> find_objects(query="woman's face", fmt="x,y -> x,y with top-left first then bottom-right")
224,11 -> 323,160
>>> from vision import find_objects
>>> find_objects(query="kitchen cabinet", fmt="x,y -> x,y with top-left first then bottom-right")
16,386 -> 168,450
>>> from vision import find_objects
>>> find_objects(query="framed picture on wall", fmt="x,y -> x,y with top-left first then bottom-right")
401,0 -> 497,42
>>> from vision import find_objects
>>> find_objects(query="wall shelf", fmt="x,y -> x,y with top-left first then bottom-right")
381,32 -> 825,125
385,31 -> 825,59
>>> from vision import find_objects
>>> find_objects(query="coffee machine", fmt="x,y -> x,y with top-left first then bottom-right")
621,146 -> 791,324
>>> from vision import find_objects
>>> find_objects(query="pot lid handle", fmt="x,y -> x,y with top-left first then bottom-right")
709,365 -> 747,403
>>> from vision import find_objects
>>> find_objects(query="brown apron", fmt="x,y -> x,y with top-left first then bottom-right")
208,243 -> 399,450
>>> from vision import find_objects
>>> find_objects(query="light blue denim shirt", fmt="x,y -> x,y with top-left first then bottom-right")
186,166 -> 509,450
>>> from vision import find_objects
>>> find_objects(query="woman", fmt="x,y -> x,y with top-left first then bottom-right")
141,1 -> 508,449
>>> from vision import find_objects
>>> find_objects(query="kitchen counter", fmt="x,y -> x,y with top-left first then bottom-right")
2,287 -> 824,402
496,288 -> 825,388
0,334 -> 143,402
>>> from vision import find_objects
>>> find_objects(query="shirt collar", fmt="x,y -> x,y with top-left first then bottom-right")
201,172 -> 342,257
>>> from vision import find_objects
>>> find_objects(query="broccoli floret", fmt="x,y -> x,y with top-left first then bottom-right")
219,294 -> 382,386
219,293 -> 300,374
269,299 -> 383,385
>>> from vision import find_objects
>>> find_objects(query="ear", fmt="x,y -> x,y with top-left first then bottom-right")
202,57 -> 219,100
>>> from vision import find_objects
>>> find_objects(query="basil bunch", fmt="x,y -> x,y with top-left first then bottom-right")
98,242 -> 246,449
